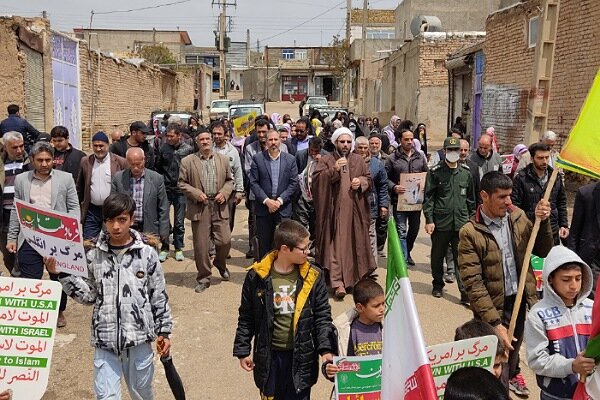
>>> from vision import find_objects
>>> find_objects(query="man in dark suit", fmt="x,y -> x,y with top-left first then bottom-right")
250,129 -> 298,259
111,147 -> 169,241
569,181 -> 600,297
286,117 -> 312,156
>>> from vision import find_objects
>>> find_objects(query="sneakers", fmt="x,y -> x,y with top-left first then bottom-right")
219,267 -> 231,281
432,288 -> 443,298
175,250 -> 184,261
443,273 -> 455,284
194,281 -> 210,293
509,373 -> 530,397
159,251 -> 168,262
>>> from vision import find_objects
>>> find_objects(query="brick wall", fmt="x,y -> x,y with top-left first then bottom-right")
482,0 -> 540,153
78,40 -> 195,150
483,0 -> 600,153
417,33 -> 485,147
548,0 -> 600,145
0,16 -> 53,132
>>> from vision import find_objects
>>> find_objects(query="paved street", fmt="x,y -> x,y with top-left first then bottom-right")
21,203 -> 540,399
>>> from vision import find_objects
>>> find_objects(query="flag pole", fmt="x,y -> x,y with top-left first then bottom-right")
508,167 -> 559,339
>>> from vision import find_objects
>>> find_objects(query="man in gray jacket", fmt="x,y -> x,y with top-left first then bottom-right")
7,141 -> 79,328
111,148 -> 170,242
470,134 -> 502,179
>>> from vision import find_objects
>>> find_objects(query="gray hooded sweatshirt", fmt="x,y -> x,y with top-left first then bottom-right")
525,245 -> 594,399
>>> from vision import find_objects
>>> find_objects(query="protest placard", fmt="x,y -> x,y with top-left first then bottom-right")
500,154 -> 514,175
15,199 -> 87,277
232,112 -> 257,137
0,277 -> 61,399
396,172 -> 427,212
427,335 -> 498,398
334,355 -> 381,400
531,255 -> 545,292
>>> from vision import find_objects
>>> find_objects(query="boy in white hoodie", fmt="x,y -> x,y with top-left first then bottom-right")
525,246 -> 595,399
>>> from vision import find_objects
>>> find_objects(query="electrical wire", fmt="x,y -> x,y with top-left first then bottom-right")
92,0 -> 191,15
259,0 -> 346,43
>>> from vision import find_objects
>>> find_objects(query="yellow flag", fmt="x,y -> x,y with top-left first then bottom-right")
557,68 -> 600,179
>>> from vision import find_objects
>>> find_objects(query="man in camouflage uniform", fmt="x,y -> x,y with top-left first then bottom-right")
423,137 -> 475,302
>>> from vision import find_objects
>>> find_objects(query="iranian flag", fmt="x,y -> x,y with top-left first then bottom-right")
381,218 -> 437,400
556,68 -> 600,400
573,272 -> 600,399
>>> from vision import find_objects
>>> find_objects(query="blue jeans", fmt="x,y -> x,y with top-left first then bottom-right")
93,343 -> 154,400
393,209 -> 421,260
163,191 -> 186,251
83,204 -> 104,240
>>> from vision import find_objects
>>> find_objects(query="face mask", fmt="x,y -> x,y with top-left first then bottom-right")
446,151 -> 460,163
349,123 -> 356,132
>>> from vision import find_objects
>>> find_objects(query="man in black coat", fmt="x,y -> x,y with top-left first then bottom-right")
511,142 -> 568,245
569,181 -> 600,297
0,104 -> 40,151
110,121 -> 155,170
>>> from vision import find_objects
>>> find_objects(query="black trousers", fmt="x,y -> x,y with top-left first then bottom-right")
376,214 -> 388,252
501,295 -> 526,384
293,197 -> 315,241
262,350 -> 311,400
256,213 -> 285,260
430,230 -> 465,294
18,241 -> 67,312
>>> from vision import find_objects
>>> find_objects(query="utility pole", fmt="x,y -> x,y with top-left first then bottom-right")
524,0 -> 560,144
359,0 -> 367,113
212,0 -> 236,99
344,0 -> 352,107
246,29 -> 251,67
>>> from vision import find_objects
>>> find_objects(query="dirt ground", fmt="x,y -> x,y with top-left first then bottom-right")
3,99 -> 544,399
18,202 -> 539,400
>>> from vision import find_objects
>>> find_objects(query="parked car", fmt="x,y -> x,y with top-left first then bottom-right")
149,110 -> 194,139
302,96 -> 328,117
209,99 -> 231,121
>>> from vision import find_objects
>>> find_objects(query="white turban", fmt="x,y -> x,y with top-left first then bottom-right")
331,127 -> 354,144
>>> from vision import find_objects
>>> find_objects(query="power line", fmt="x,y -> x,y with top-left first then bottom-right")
92,0 -> 191,15
259,0 -> 346,43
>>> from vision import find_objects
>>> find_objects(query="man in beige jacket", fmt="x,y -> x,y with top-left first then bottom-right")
179,131 -> 234,293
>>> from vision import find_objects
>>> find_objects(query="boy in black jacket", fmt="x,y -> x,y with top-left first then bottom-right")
233,220 -> 335,399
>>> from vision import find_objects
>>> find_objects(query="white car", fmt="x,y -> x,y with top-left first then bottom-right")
302,96 -> 328,117
209,99 -> 231,120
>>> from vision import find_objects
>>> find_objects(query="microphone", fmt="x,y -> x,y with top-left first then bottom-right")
340,151 -> 348,173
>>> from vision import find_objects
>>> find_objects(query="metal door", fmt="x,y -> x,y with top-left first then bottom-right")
52,33 -> 81,149
22,46 -> 45,131
472,51 -> 485,146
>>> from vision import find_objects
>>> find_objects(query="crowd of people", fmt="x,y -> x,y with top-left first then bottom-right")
0,102 -> 598,400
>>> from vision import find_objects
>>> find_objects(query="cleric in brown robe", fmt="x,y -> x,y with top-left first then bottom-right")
312,127 -> 377,299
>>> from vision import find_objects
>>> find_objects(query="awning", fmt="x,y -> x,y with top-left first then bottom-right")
313,71 -> 334,77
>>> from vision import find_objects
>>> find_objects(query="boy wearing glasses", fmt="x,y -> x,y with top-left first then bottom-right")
233,220 -> 336,400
